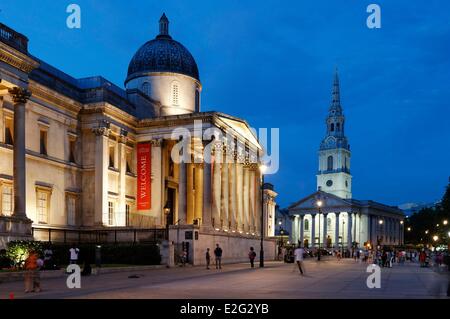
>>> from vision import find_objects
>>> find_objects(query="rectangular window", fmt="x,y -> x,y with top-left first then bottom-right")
37,191 -> 49,224
1,185 -> 13,216
4,118 -> 13,145
108,201 -> 114,226
109,146 -> 115,168
67,196 -> 76,226
69,139 -> 76,163
126,151 -> 133,174
126,204 -> 130,227
40,130 -> 48,156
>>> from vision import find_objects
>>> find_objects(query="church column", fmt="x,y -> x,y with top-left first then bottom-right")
323,213 -> 328,248
92,122 -> 110,225
292,216 -> 298,244
202,143 -> 212,228
311,214 -> 316,247
299,215 -> 305,246
334,212 -> 340,249
212,143 -> 222,229
9,88 -> 31,219
347,213 -> 353,248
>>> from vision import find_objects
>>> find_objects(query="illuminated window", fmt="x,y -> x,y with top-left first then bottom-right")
37,191 -> 49,224
67,196 -> 76,226
327,156 -> 334,171
172,82 -> 179,105
304,219 -> 309,231
108,201 -> 114,226
1,185 -> 13,216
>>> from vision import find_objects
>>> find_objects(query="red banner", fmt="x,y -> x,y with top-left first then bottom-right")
137,143 -> 152,211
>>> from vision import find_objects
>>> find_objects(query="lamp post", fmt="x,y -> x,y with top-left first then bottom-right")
164,203 -> 171,240
259,164 -> 267,268
315,198 -> 323,261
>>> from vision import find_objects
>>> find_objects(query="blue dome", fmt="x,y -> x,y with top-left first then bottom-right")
125,15 -> 199,84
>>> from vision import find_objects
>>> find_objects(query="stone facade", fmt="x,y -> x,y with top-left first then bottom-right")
0,16 -> 277,262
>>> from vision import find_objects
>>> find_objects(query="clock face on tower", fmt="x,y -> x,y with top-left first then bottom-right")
326,180 -> 333,187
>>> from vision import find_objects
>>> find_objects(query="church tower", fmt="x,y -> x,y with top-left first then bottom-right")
317,70 -> 352,199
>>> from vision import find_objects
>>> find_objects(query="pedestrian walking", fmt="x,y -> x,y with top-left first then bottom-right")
294,245 -> 305,275
214,244 -> 223,269
248,247 -> 257,268
206,248 -> 211,270
24,250 -> 42,293
69,246 -> 80,264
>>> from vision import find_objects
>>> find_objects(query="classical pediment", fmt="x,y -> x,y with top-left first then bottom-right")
288,191 -> 352,212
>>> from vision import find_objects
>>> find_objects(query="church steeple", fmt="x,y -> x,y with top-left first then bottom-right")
330,68 -> 342,115
158,13 -> 171,39
317,69 -> 352,199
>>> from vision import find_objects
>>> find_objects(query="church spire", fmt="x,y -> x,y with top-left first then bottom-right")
158,13 -> 170,38
330,68 -> 342,115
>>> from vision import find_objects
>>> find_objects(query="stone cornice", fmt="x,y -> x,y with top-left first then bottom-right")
0,42 -> 39,74
28,81 -> 82,115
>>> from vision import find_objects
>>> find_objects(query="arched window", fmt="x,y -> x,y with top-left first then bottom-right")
330,123 -> 335,132
304,219 -> 309,231
172,82 -> 179,105
336,123 -> 340,131
195,89 -> 200,111
327,156 -> 334,171
141,82 -> 151,97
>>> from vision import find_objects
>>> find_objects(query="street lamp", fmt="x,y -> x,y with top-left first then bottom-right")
433,235 -> 439,242
316,198 -> 323,261
164,203 -> 171,240
444,220 -> 448,226
259,164 -> 267,268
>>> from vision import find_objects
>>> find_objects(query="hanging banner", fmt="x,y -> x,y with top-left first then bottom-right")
137,143 -> 152,211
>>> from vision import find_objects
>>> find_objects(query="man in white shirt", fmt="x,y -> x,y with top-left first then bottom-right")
69,246 -> 80,264
294,246 -> 305,275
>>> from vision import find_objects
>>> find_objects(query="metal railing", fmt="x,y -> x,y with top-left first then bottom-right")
32,226 -> 168,245
0,23 -> 29,53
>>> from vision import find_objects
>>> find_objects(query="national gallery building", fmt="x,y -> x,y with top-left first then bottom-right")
0,16 -> 277,263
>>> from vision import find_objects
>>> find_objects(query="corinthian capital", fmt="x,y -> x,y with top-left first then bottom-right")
8,87 -> 32,105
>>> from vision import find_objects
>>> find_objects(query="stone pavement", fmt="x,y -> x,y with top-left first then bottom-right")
0,258 -> 448,299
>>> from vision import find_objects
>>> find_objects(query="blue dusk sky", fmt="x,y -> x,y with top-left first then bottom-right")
1,1 -> 449,208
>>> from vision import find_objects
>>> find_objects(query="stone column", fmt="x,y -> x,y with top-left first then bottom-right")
334,212 -> 340,249
311,214 -> 316,247
292,216 -> 298,244
212,144 -> 222,228
202,154 -> 212,228
249,166 -> 256,233
323,213 -> 328,248
194,163 -> 203,224
117,131 -> 128,226
299,215 -> 305,246
243,165 -> 250,232
220,149 -> 229,229
9,87 -> 31,218
178,159 -> 187,224
347,213 -> 353,248
92,123 -> 110,226
229,161 -> 237,231
236,162 -> 243,232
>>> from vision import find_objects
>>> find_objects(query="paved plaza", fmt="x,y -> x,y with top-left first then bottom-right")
0,259 -> 448,299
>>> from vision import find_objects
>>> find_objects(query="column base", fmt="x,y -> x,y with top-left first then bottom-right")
0,216 -> 33,249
